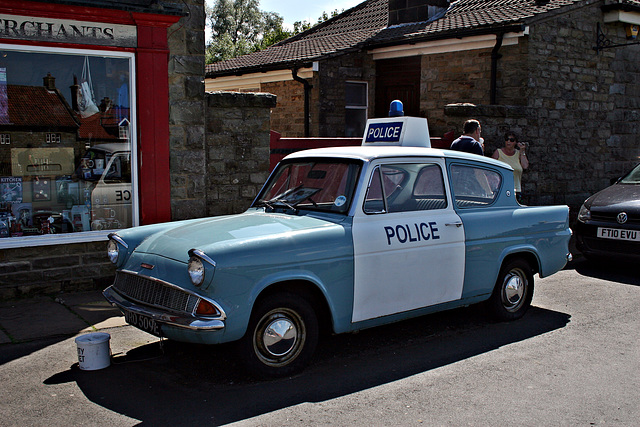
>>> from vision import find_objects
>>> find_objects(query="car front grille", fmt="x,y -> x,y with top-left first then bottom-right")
591,212 -> 640,225
112,271 -> 199,314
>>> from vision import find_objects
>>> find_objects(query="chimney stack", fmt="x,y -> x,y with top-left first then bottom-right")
43,73 -> 56,92
388,0 -> 450,26
70,75 -> 79,112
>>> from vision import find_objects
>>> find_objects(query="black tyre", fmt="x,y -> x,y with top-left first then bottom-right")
237,293 -> 318,378
487,258 -> 534,321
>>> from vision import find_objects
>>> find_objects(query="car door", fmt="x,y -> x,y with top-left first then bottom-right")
351,160 -> 465,323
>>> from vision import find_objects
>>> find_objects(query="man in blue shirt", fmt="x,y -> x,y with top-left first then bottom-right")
450,119 -> 484,155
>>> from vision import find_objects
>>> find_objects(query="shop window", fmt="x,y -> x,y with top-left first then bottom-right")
345,81 -> 367,137
46,133 -> 61,144
0,46 -> 135,242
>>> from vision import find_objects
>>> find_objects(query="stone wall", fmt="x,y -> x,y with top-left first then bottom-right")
315,53 -> 376,137
0,241 -> 114,300
168,0 -> 207,221
441,4 -> 640,216
204,92 -> 276,216
421,47 -> 493,135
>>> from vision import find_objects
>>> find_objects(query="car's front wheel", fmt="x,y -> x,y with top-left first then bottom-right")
237,293 -> 318,378
487,258 -> 534,321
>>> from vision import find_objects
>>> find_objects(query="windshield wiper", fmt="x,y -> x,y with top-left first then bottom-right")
256,199 -> 275,210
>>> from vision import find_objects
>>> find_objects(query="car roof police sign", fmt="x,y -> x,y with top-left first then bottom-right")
362,116 -> 431,148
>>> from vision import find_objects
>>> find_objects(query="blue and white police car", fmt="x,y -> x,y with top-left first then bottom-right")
103,109 -> 572,377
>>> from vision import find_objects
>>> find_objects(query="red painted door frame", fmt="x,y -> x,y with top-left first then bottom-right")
0,1 -> 180,225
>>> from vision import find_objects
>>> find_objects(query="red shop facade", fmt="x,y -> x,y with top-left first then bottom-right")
0,0 -> 185,298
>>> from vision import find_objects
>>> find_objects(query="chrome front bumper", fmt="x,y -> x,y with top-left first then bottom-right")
103,286 -> 225,331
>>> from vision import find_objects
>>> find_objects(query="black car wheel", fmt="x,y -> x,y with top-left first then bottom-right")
237,293 -> 318,378
487,258 -> 534,321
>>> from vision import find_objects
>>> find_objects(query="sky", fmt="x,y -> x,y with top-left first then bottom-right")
205,0 -> 364,31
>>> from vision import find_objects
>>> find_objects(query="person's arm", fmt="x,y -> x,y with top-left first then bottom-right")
519,147 -> 529,169
491,149 -> 499,160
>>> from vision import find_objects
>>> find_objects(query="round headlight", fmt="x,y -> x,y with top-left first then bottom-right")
188,256 -> 205,286
107,239 -> 119,264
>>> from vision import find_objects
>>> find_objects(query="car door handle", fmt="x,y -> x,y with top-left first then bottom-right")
445,222 -> 463,227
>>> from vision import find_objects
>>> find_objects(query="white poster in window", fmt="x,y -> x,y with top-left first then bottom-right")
11,147 -> 75,177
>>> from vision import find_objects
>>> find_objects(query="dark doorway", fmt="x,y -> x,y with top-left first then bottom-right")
375,56 -> 421,118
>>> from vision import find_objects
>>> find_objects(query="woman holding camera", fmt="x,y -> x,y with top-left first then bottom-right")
492,131 -> 529,201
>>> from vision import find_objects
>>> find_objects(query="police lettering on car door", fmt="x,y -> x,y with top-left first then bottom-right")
384,222 -> 440,245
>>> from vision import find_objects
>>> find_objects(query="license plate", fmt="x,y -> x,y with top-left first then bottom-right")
123,309 -> 161,336
597,227 -> 640,242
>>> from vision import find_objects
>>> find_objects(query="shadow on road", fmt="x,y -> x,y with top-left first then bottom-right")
566,256 -> 640,287
45,305 -> 570,425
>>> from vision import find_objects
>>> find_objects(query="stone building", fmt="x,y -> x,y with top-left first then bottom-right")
0,0 -> 280,300
206,0 -> 640,210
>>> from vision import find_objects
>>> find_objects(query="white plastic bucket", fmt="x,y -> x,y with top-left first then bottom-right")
75,332 -> 111,370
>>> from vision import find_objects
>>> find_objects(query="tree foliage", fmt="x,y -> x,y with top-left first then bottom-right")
206,0 -> 343,64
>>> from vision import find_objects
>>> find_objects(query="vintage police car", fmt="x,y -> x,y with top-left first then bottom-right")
103,113 -> 572,377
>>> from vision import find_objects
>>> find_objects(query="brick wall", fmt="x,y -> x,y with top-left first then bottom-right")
265,53 -> 376,138
262,80 -> 306,137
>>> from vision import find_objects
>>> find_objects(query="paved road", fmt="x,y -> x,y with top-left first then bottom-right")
1,258 -> 638,426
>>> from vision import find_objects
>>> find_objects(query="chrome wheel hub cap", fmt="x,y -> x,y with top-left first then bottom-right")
254,308 -> 305,367
502,270 -> 526,312
263,317 -> 297,357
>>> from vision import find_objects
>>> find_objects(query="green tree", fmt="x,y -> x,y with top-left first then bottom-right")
207,0 -> 267,62
206,1 -> 345,64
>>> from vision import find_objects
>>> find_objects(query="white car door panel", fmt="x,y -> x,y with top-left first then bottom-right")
352,161 -> 465,323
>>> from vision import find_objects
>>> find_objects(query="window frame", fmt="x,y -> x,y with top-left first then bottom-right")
0,43 -> 138,248
448,163 -> 503,209
363,162 -> 449,215
345,81 -> 368,137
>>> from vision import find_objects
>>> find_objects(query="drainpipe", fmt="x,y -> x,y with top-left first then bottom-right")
292,68 -> 312,137
490,32 -> 504,105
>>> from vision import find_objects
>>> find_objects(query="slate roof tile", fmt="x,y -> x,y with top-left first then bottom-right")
206,0 -> 640,77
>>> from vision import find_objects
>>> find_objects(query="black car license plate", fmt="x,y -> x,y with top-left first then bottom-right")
124,309 -> 161,336
597,227 -> 640,242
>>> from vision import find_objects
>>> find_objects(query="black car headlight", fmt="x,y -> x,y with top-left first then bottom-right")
577,204 -> 591,223
187,249 -> 216,287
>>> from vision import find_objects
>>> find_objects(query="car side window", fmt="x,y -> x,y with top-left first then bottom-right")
364,163 -> 447,214
450,164 -> 501,208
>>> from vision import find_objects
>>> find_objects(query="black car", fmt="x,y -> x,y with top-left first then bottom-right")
575,164 -> 640,261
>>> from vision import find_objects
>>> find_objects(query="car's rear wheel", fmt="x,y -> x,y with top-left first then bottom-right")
487,258 -> 534,321
237,293 -> 318,378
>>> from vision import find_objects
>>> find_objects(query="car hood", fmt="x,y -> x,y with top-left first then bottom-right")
133,210 -> 344,262
587,184 -> 640,213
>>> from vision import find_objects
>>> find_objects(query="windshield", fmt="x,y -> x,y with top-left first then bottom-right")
619,164 -> 640,184
254,159 -> 362,214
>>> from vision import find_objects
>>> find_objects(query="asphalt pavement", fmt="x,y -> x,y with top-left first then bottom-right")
0,254 -> 638,426
0,290 -> 125,345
